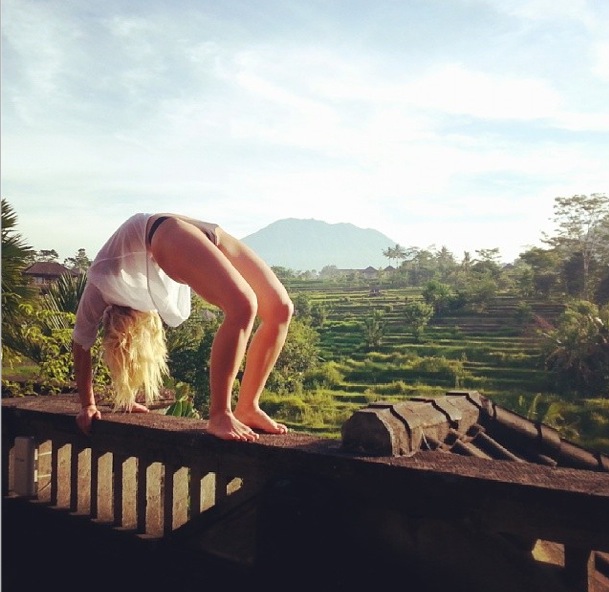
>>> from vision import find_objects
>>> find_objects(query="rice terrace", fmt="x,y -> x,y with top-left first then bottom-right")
269,278 -> 609,454
2,194 -> 609,455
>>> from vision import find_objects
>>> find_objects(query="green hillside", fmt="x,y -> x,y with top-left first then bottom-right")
273,282 -> 608,453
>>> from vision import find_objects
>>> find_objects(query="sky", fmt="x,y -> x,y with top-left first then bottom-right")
2,0 -> 608,265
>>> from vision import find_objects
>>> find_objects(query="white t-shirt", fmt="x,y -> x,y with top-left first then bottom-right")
72,213 -> 217,350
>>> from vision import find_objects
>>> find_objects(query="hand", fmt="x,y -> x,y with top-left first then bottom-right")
76,404 -> 101,435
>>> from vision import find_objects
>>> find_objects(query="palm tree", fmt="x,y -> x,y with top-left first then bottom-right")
382,243 -> 407,267
543,300 -> 609,397
43,272 -> 88,330
1,199 -> 37,360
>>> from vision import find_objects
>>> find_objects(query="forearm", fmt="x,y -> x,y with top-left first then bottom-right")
73,341 -> 95,408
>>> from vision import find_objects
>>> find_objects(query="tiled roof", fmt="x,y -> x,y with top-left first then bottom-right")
341,390 -> 609,472
23,262 -> 79,277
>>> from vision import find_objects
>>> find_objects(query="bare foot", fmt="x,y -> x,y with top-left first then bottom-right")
234,407 -> 288,435
207,411 -> 260,442
127,402 -> 150,413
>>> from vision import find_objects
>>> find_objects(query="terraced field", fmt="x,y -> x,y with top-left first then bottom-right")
286,282 -> 565,406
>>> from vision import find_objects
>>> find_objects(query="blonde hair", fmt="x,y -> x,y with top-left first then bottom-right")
102,305 -> 168,411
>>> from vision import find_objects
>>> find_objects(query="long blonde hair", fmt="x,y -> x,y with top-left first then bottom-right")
102,305 -> 168,411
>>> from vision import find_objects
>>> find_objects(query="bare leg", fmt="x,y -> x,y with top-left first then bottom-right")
150,218 -> 260,441
215,228 -> 294,433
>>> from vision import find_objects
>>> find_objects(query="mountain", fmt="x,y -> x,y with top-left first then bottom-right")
241,218 -> 397,271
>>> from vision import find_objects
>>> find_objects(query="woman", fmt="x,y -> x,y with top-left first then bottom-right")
73,212 -> 294,441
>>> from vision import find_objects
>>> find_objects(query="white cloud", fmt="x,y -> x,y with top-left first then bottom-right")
592,41 -> 609,82
483,0 -> 596,26
405,64 -> 563,121
2,0 -> 608,264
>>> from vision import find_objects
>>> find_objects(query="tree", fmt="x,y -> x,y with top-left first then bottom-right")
596,270 -> 609,305
422,280 -> 454,316
472,248 -> 502,279
361,308 -> 386,350
64,248 -> 91,273
402,248 -> 436,286
403,300 -> 434,341
517,247 -> 562,298
34,249 -> 59,262
267,318 -> 321,393
382,244 -> 407,267
271,266 -> 296,281
44,272 -> 88,317
455,276 -> 498,312
293,293 -> 312,321
543,193 -> 609,300
319,265 -> 339,279
1,199 -> 37,362
542,300 -> 609,397
434,246 -> 457,282
165,297 -> 220,409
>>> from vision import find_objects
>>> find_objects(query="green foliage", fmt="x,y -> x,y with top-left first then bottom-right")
1,199 -> 37,364
455,277 -> 498,312
165,298 -> 220,409
422,280 -> 455,315
494,392 -> 609,453
514,302 -> 534,324
63,248 -> 91,273
303,361 -> 344,389
165,388 -> 201,419
271,266 -> 296,280
3,306 -> 109,394
261,389 -> 352,433
6,202 -> 609,450
383,244 -> 408,266
266,318 -> 321,393
402,299 -> 434,341
542,300 -> 609,397
293,292 -> 312,319
544,193 -> 609,300
360,308 -> 386,350
45,272 -> 88,315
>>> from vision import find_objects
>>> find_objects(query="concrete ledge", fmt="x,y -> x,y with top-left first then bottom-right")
341,390 -> 609,473
341,391 -> 485,456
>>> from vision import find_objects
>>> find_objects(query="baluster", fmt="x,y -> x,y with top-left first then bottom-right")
163,464 -> 176,535
50,441 -> 59,506
136,458 -> 149,534
146,462 -> 164,537
90,448 -> 101,519
37,440 -> 52,504
69,443 -> 81,512
188,466 -> 203,517
1,434 -> 11,497
113,453 -> 127,527
122,457 -> 137,530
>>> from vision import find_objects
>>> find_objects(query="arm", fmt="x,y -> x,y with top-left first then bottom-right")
73,341 -> 101,435
72,282 -> 107,435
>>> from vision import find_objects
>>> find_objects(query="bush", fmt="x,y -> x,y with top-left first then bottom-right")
303,361 -> 344,389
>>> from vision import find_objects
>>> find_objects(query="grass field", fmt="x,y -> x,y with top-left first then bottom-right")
3,283 -> 607,451
277,283 -> 609,452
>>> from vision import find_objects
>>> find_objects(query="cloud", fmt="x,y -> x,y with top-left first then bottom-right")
2,0 -> 607,264
483,0 -> 597,26
593,41 -> 609,82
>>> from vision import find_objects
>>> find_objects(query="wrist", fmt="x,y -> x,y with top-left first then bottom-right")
81,403 -> 97,409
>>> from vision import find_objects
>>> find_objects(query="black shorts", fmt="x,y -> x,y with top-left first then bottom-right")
147,216 -> 171,245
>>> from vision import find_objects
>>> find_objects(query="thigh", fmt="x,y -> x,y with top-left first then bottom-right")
215,227 -> 292,316
150,218 -> 255,310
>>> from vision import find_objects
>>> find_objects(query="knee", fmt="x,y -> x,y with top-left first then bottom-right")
266,295 -> 294,327
225,291 -> 258,329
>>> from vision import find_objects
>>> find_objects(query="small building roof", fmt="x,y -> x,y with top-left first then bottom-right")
23,262 -> 79,277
